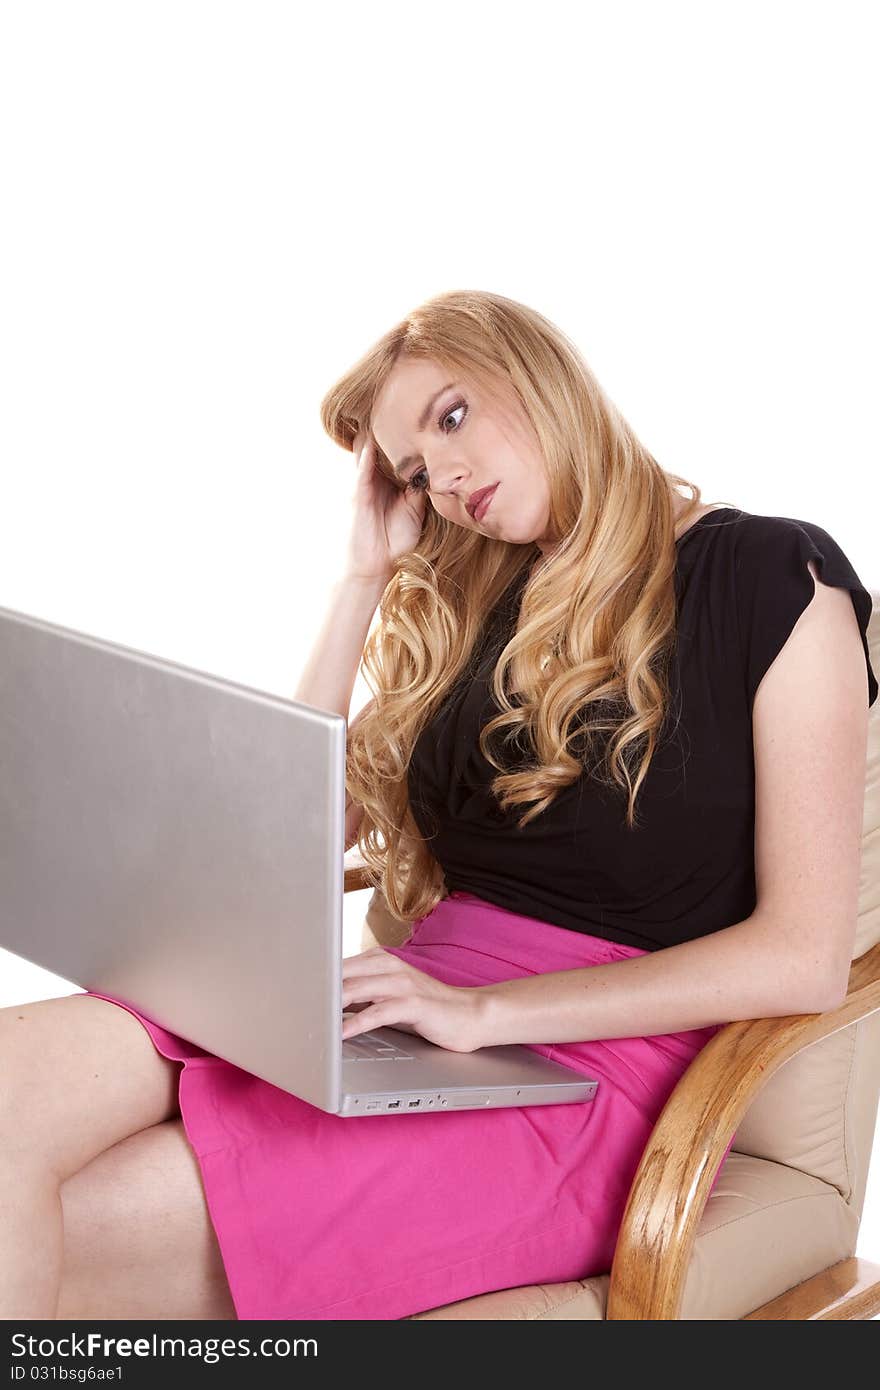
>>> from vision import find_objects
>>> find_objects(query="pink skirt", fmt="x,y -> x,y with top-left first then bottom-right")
80,890 -> 735,1320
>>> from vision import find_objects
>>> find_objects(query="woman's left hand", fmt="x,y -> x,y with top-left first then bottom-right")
341,948 -> 487,1054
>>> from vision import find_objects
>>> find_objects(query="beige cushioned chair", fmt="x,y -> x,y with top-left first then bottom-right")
343,588 -> 880,1320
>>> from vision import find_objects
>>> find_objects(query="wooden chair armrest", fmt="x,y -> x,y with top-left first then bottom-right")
606,937 -> 880,1319
344,856 -> 375,895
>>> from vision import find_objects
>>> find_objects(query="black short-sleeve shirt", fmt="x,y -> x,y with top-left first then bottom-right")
406,508 -> 878,952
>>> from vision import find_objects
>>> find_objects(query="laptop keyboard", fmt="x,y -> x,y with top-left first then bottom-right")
341,1028 -> 416,1062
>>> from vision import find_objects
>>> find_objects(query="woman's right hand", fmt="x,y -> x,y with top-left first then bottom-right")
342,430 -> 429,583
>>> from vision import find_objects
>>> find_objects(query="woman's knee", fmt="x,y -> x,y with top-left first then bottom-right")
0,994 -> 181,1181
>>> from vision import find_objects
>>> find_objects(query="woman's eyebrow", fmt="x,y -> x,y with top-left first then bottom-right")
392,382 -> 456,478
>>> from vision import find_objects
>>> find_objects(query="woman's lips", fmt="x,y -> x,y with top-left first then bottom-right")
472,483 -> 499,522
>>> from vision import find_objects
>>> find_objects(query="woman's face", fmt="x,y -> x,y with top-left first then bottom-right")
370,356 -> 558,553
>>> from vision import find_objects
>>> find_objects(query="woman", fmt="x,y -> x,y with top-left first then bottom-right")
2,290 -> 876,1321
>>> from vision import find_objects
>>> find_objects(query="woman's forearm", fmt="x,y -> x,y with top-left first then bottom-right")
474,910 -> 843,1047
293,572 -> 388,720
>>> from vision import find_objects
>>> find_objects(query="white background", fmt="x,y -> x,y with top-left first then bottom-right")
1,0 -> 878,1307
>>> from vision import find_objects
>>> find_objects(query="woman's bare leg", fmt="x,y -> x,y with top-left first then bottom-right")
57,1118 -> 236,1321
0,994 -> 182,1319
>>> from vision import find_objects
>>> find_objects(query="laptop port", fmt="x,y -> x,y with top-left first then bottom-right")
408,1099 -> 421,1107
388,1100 -> 401,1108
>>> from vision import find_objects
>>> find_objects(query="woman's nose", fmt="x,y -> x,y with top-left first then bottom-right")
425,463 -> 467,500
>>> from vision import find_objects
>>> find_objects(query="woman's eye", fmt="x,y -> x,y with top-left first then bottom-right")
440,400 -> 467,434
406,400 -> 468,493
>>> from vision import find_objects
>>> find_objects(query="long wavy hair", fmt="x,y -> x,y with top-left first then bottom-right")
320,289 -> 736,924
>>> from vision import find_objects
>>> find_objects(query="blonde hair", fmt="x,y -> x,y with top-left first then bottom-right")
320,289 -> 736,925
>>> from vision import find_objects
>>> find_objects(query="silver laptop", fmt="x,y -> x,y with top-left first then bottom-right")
0,602 -> 598,1116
